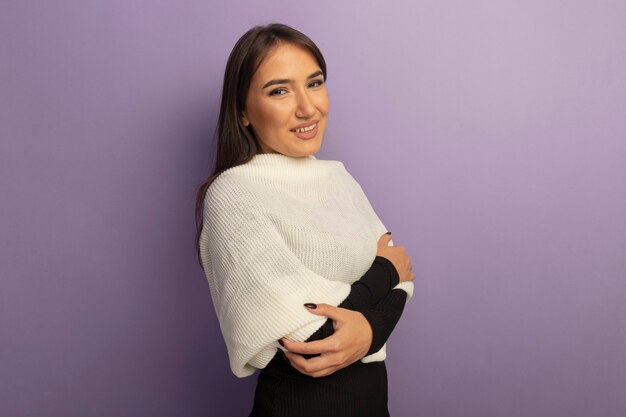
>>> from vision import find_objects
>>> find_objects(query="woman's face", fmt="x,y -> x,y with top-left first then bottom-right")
242,42 -> 329,157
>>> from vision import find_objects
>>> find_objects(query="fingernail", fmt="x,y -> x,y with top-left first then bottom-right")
385,231 -> 391,235
304,303 -> 317,309
277,348 -> 288,361
278,339 -> 284,347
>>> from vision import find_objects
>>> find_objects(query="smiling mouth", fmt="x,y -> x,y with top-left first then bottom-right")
290,122 -> 317,133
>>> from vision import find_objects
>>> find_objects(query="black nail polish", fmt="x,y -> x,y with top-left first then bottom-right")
304,303 -> 317,309
385,231 -> 391,235
278,339 -> 284,347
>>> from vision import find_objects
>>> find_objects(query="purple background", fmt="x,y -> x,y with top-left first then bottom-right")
2,1 -> 625,416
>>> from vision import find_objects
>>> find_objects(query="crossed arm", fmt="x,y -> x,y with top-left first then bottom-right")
280,256 -> 409,377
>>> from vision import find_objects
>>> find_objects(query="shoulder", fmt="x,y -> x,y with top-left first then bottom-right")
203,168 -> 255,206
201,173 -> 264,232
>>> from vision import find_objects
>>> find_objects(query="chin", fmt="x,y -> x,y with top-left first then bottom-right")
302,138 -> 323,154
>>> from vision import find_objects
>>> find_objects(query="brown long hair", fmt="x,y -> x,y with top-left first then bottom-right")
194,23 -> 328,267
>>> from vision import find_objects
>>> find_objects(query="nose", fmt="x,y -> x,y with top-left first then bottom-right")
294,89 -> 315,119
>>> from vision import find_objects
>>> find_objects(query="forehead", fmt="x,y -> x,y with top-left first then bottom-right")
253,43 -> 320,82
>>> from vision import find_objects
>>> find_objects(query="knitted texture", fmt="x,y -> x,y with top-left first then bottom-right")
199,153 -> 413,377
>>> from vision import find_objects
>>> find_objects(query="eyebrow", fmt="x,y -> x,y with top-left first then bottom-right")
261,70 -> 324,89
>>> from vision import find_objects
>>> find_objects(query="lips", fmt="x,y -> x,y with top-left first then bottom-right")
290,120 -> 319,133
290,121 -> 319,140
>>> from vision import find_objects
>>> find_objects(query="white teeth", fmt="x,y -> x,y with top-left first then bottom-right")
294,123 -> 317,133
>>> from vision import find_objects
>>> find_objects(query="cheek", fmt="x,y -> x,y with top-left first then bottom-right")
256,100 -> 292,129
315,92 -> 330,116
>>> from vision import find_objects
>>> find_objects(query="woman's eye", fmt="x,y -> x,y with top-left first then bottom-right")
269,88 -> 287,96
309,80 -> 324,88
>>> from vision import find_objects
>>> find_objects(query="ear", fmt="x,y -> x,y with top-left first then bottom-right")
241,112 -> 250,127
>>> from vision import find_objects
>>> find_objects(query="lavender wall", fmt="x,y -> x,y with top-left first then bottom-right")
1,1 -> 625,416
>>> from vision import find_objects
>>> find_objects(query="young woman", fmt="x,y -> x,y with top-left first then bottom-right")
194,23 -> 415,417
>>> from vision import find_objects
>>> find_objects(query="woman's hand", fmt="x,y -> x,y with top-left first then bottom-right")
279,303 -> 372,378
376,233 -> 415,283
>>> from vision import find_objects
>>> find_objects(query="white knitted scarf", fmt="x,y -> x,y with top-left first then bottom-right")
199,153 -> 413,377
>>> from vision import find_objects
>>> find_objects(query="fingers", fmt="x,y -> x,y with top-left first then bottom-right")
279,304 -> 351,354
378,233 -> 392,244
302,302 -> 347,321
281,337 -> 339,355
279,304 -> 369,377
284,350 -> 346,378
378,233 -> 394,248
